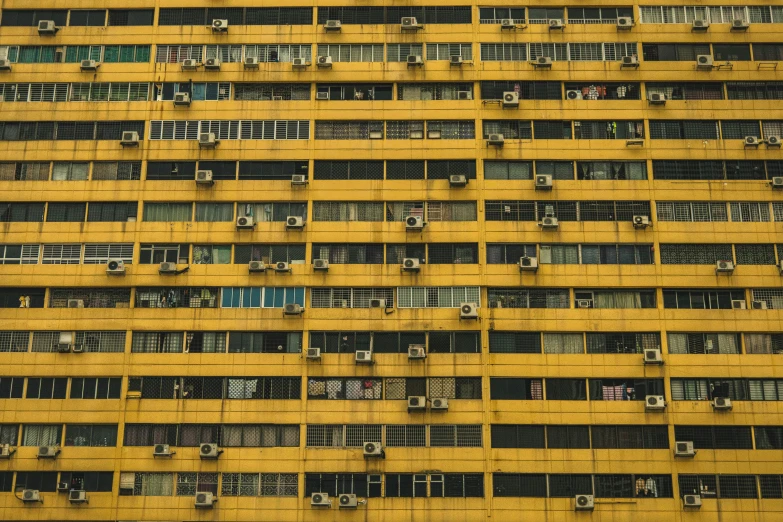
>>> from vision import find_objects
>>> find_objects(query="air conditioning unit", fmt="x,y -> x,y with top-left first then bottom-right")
405,215 -> 424,230
306,348 -> 321,360
316,55 -> 332,68
408,396 -> 426,411
291,174 -> 308,185
626,138 -> 645,147
236,216 -> 255,229
338,494 -> 358,508
502,91 -> 519,108
540,216 -> 559,229
457,91 -> 471,100
548,19 -> 564,30
363,442 -> 383,457
577,299 -> 592,309
696,55 -> 714,69
401,17 -> 421,30
355,350 -> 373,364
195,170 -> 213,185
324,20 -> 342,31
153,444 -> 174,457
314,259 -> 329,271
619,57 -> 638,69
733,299 -> 748,309
450,55 -> 463,66
244,56 -> 259,69
648,93 -> 666,105
645,395 -> 666,411
67,299 -> 84,309
315,92 -> 329,100
106,259 -> 125,275
311,492 -> 331,507
284,303 -> 303,315
369,299 -> 387,308
69,490 -> 88,504
275,261 -> 291,273
519,256 -> 538,272
181,59 -> 198,70
198,133 -> 217,148
566,90 -> 582,100
402,258 -> 420,272
199,443 -> 222,459
286,216 -> 304,230
407,55 -> 423,66
120,131 -> 140,147
488,133 -> 505,146
38,20 -> 57,35
292,57 -> 307,69
574,494 -> 594,511
692,20 -> 710,31
431,397 -> 449,410
449,174 -> 468,186
744,136 -> 760,147
159,262 -> 177,274
712,397 -> 732,410
716,260 -> 735,273
616,17 -> 634,29
460,302 -> 478,319
174,92 -> 191,106
533,56 -> 552,67
772,177 -> 783,189
212,19 -> 228,32
37,446 -> 60,459
683,494 -> 702,508
0,444 -> 15,458
247,261 -> 265,273
195,492 -> 216,508
79,59 -> 99,71
408,345 -> 426,359
204,58 -> 221,71
731,19 -> 749,30
500,19 -> 516,30
535,174 -> 552,190
675,441 -> 696,458
71,343 -> 85,353
22,490 -> 41,503
0,60 -> 12,71
633,215 -> 650,228
766,135 -> 781,147
57,482 -> 69,492
644,348 -> 663,365
57,342 -> 71,353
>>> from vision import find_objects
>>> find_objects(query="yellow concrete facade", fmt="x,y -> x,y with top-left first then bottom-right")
0,1 -> 782,521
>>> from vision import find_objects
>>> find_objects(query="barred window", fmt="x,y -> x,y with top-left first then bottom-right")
744,333 -> 783,354
313,244 -> 384,264
384,160 -> 427,179
489,332 -> 541,354
426,43 -> 472,61
429,425 -> 482,447
529,43 -> 569,61
235,83 -> 310,101
222,473 -> 297,496
386,121 -> 423,140
244,44 -> 312,63
484,161 -> 533,180
176,472 -> 218,496
543,333 -> 584,354
648,120 -> 719,139
397,286 -> 480,308
310,288 -> 394,308
426,201 -> 476,221
0,424 -> 19,445
730,202 -> 771,222
751,289 -> 783,310
727,82 -> 783,100
131,332 -> 184,353
387,44 -> 424,62
221,287 -> 304,309
386,425 -> 426,447
488,288 -> 570,309
659,244 -> 733,264
483,120 -> 532,139
656,201 -> 727,222
674,425 -> 752,449
46,202 -> 86,222
128,472 -> 174,496
49,288 -> 131,308
575,120 -> 645,139
397,83 -> 472,101
480,43 -> 528,61
316,44 -> 384,63
591,425 -> 669,449
735,244 -> 776,265
306,425 -> 345,447
0,331 -> 30,352
312,202 -> 384,222
315,121 -> 383,140
313,160 -> 384,180
41,244 -> 81,264
586,333 -> 660,354
307,378 -> 382,400
186,332 -> 227,353
234,244 -> 306,265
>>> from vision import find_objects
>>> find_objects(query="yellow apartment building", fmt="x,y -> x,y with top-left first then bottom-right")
0,1 -> 782,521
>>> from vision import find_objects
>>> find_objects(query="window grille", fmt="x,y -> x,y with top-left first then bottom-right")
314,121 -> 383,140
234,83 -> 310,101
387,44 -> 423,62
480,43 -> 528,61
426,43 -> 472,61
397,83 -> 472,101
591,425 -> 669,449
727,82 -> 783,101
345,425 -> 382,447
656,202 -> 727,222
49,288 -> 130,308
674,425 -> 752,449
176,472 -> 218,496
82,243 -> 133,264
244,44 -> 312,63
429,425 -> 482,447
0,424 -> 19,445
312,202 -> 384,222
488,288 -> 569,309
317,44 -> 384,62
386,121 -> 423,140
234,244 -> 306,265
306,425 -> 345,447
313,161 -> 384,180
92,161 -> 141,180
0,331 -> 30,352
744,333 -> 783,354
489,332 -> 541,353
397,287 -> 480,308
730,202 -> 771,222
735,244 -> 776,265
659,244 -> 733,264
385,425 -> 426,447
427,120 -> 475,139
648,120 -> 719,139
41,244 -> 81,264
307,378 -> 383,400
310,288 -> 394,308
586,333 -> 659,354
135,287 -> 219,309
751,288 -> 783,310
543,333 -> 584,354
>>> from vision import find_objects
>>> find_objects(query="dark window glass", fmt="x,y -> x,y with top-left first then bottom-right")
491,425 -> 545,448
14,472 -> 58,492
69,10 -> 107,27
108,9 -> 154,26
146,162 -> 197,180
493,473 -> 547,497
490,378 -> 543,400
546,379 -> 587,400
548,474 -> 593,497
547,426 -> 590,448
238,161 -> 308,180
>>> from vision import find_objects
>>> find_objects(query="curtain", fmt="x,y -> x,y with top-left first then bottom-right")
195,203 -> 233,222
668,334 -> 687,354
544,333 -> 583,354
745,334 -> 772,354
144,203 -> 191,222
143,473 -> 173,496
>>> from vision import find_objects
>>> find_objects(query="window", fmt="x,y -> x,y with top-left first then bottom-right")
131,332 -> 183,353
493,474 -> 548,497
87,202 -> 138,222
314,161 -> 384,180
64,424 -> 118,447
760,475 -> 783,498
756,427 -> 783,449
241,202 -> 308,222
222,473 -> 298,496
14,472 -> 58,493
480,7 -> 526,24
307,378 -> 382,400
227,332 -> 301,354
548,474 -> 594,497
483,120 -> 531,139
426,43 -> 472,61
656,201 -> 727,221
586,333 -> 660,354
397,83 -> 471,101
109,9 -> 154,26
0,331 -> 30,352
670,378 -> 753,401
186,332 -> 227,353
668,333 -> 740,354
315,121 -> 383,140
135,287 -> 218,309
193,245 -> 231,265
317,44 -> 383,63
313,244 -> 384,265
221,287 -> 305,309
489,332 -> 541,354
397,286 -> 480,308
577,289 -> 656,309
25,378 -> 67,399
427,243 -> 478,264
576,161 -> 647,180
0,162 -> 49,180
139,244 -> 188,264
674,426 -> 752,450
0,10 -> 68,27
51,162 -> 88,180
92,161 -> 141,180
69,10 -> 106,26
642,43 -> 710,61
592,425 -> 669,449
46,202 -> 86,222
128,472 -> 173,496
144,203 -> 192,222
728,82 -> 783,100
0,202 -> 45,222
486,244 -> 536,264
647,82 -> 723,101
41,244 -> 81,265
490,378 -> 544,400
0,424 -> 18,445
659,244 -> 733,264
484,161 -> 533,180
648,120 -> 719,139
488,288 -> 570,309
745,333 -> 783,354
70,377 -> 122,399
238,161 -> 308,180
442,474 -> 484,497
234,244 -> 306,265
60,472 -> 113,492
22,424 -> 62,446
428,332 -> 480,354
589,378 -> 665,401
0,377 -> 24,398
546,379 -> 587,400
146,161 -> 196,180
491,425 -> 545,448
663,289 -> 745,309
